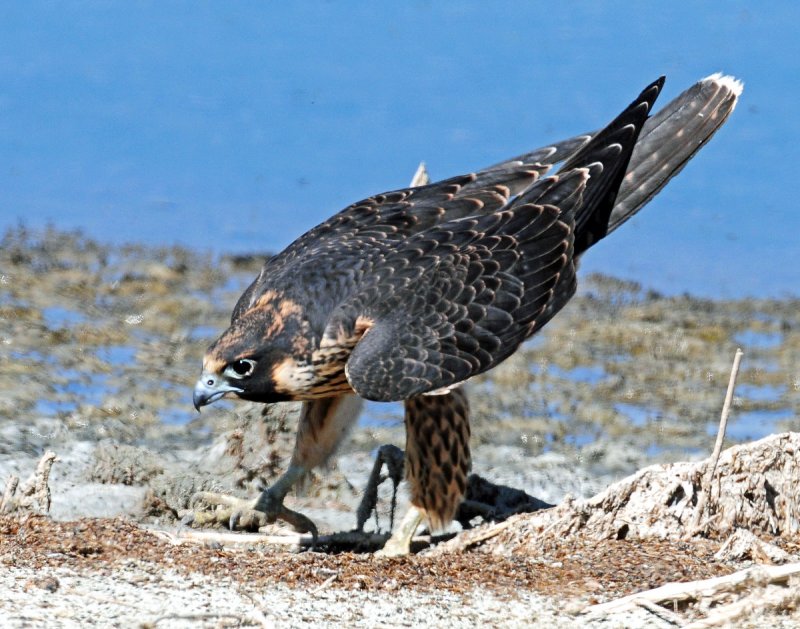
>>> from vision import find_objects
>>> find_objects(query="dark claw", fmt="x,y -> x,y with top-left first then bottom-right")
251,488 -> 319,543
355,444 -> 405,533
279,504 -> 319,543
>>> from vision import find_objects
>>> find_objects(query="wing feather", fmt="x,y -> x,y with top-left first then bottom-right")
234,75 -> 740,322
339,173 -> 586,402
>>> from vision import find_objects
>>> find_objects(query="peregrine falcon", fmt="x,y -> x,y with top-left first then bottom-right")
192,74 -> 742,554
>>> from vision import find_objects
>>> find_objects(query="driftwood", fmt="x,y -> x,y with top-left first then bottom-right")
153,527 -> 387,549
713,527 -> 791,564
0,450 -> 57,515
584,562 -> 800,627
499,432 -> 800,548
429,429 -> 800,559
465,351 -> 799,549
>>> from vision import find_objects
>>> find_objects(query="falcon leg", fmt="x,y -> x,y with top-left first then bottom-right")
378,388 -> 472,556
187,395 -> 363,538
189,464 -> 315,534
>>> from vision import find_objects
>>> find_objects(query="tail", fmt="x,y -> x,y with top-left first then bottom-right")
608,73 -> 743,235
555,77 -> 665,255
500,74 -> 742,255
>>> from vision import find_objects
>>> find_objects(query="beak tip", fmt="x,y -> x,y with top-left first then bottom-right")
192,390 -> 207,412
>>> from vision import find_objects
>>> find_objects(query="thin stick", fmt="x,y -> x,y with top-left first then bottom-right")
153,528 -> 314,546
633,598 -> 684,626
311,573 -> 339,594
151,613 -> 251,626
688,348 -> 744,534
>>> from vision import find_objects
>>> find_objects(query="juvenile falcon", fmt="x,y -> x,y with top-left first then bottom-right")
192,74 -> 742,554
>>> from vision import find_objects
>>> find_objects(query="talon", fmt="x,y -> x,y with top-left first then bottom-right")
279,504 -> 319,541
185,491 -> 261,531
185,485 -> 319,538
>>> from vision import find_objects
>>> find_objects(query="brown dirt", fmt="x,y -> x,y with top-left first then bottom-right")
1,514 -> 731,603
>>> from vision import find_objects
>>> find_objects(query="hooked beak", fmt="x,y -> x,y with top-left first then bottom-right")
193,373 -> 243,411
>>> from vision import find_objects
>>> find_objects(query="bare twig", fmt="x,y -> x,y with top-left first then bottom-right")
688,348 -> 744,535
150,612 -> 250,626
311,573 -> 339,594
633,597 -> 684,626
153,527 -> 313,547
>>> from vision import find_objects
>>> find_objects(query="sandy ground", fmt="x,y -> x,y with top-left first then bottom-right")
0,515 -> 739,628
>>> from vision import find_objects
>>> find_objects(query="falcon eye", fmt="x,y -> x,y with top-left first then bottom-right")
224,359 -> 256,379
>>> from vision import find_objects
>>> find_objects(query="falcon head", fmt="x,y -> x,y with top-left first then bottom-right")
193,291 -> 312,409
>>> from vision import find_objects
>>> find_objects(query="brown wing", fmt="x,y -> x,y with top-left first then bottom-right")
336,77 -> 667,401
233,73 -> 741,325
336,169 -> 589,401
229,136 -> 593,322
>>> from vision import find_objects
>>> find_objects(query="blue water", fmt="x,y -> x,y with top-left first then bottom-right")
737,383 -> 787,403
712,408 -> 795,442
615,403 -> 663,428
734,330 -> 784,350
96,345 -> 137,366
42,306 -> 86,329
1,2 -> 798,300
551,365 -> 608,386
34,368 -> 110,417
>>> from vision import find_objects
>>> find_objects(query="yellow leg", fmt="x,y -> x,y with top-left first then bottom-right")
377,506 -> 424,557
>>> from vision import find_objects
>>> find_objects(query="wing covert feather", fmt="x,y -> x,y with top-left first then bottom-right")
339,173 -> 588,402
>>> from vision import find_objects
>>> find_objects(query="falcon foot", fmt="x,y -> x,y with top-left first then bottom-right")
355,443 -> 554,555
352,444 -> 421,556
454,474 -> 554,529
184,489 -> 319,541
376,506 -> 424,557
